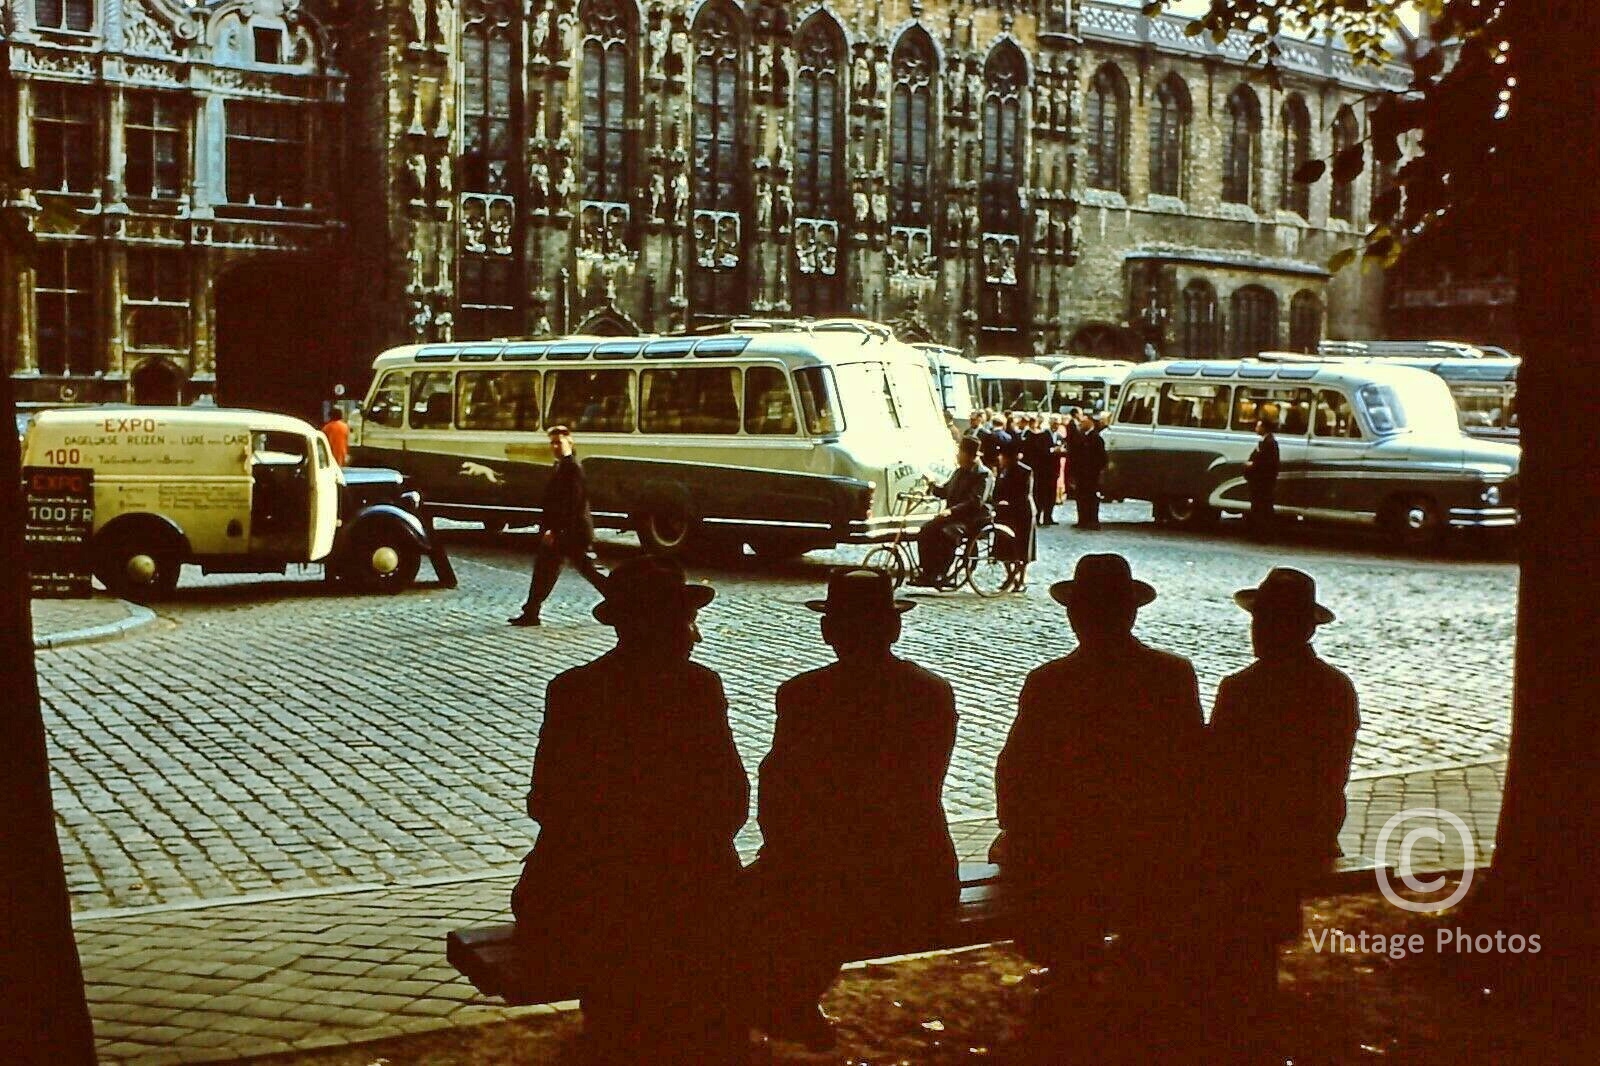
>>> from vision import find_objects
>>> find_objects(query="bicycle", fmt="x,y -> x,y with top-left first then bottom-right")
861,490 -> 1017,598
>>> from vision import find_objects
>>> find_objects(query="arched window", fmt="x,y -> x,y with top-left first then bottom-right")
980,43 -> 1027,351
580,0 -> 634,204
793,13 -> 846,316
1330,106 -> 1359,221
690,2 -> 745,318
889,28 -> 936,228
1289,290 -> 1321,353
1149,74 -> 1189,198
1229,285 -> 1279,356
1222,86 -> 1260,206
461,1 -> 515,194
1085,63 -> 1127,192
1279,94 -> 1311,216
1179,279 -> 1219,358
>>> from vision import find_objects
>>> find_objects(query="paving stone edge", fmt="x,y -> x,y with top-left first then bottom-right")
34,601 -> 157,650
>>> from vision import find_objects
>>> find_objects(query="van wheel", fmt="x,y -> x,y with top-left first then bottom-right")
1384,495 -> 1445,549
637,506 -> 693,555
348,524 -> 422,593
97,532 -> 182,603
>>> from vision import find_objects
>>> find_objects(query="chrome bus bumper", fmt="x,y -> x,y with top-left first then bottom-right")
1448,507 -> 1520,529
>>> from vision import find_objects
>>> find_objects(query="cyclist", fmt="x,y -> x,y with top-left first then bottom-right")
910,436 -> 992,588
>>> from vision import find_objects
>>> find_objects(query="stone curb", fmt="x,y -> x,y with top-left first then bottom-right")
33,601 -> 157,650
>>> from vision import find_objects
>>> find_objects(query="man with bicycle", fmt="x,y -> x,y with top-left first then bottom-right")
910,436 -> 992,588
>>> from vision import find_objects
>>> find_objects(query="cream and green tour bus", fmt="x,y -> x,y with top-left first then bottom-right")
22,407 -> 443,600
352,320 -> 956,556
1048,358 -> 1136,415
913,343 -> 984,421
1102,360 -> 1521,546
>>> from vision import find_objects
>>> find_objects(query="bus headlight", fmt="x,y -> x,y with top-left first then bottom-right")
400,489 -> 423,513
1480,485 -> 1501,506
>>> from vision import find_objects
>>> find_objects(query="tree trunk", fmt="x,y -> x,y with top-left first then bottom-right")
1478,0 -> 1600,963
0,369 -> 98,1059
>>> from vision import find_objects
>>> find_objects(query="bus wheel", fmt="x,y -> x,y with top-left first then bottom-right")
97,530 -> 183,603
349,524 -> 422,593
749,536 -> 813,562
1159,497 -> 1219,528
638,506 -> 694,555
1384,495 -> 1445,549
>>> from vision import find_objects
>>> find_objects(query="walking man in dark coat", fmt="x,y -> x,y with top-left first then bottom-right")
510,425 -> 607,626
992,438 -> 1036,591
1208,568 -> 1359,1009
1022,416 -> 1059,526
511,557 -> 749,1059
1073,410 -> 1108,530
994,553 -> 1204,976
739,569 -> 959,1048
1244,404 -> 1281,539
913,436 -> 992,587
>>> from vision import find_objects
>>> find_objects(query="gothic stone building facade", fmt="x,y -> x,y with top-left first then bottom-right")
2,0 -> 1404,416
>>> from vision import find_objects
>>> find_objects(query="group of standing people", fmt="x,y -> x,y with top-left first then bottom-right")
962,407 -> 1110,531
510,552 -> 1360,1062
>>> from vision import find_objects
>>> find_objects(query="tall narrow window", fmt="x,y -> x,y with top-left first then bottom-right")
34,242 -> 96,375
125,249 -> 190,352
458,258 -> 519,340
461,2 -> 515,193
225,102 -> 307,206
889,28 -> 935,227
690,2 -> 745,318
793,13 -> 846,316
580,0 -> 633,203
1222,86 -> 1259,206
1084,63 -> 1126,192
33,84 -> 98,194
1229,285 -> 1278,356
1279,95 -> 1311,216
1179,279 -> 1219,358
980,43 -> 1027,352
1149,75 -> 1189,198
126,93 -> 185,199
33,0 -> 93,32
1330,106 -> 1359,221
1289,290 -> 1321,353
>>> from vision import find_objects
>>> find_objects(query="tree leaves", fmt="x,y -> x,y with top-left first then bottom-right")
1332,143 -> 1366,184
1328,246 -> 1359,274
1292,159 -> 1328,184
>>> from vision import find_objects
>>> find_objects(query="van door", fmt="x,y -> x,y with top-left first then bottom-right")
307,433 -> 341,561
249,430 -> 314,557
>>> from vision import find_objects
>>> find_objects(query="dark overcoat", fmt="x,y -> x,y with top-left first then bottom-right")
991,461 -> 1036,562
540,454 -> 596,550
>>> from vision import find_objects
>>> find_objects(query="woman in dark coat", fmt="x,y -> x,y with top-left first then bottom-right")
991,439 -> 1036,592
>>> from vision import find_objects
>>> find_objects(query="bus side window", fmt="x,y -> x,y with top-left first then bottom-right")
641,368 -> 740,434
1282,389 -> 1313,435
794,367 -> 842,436
1117,382 -> 1158,425
547,369 -> 635,433
744,366 -> 798,435
367,372 -> 407,428
1314,390 -> 1362,439
457,370 -> 539,431
410,371 -> 455,429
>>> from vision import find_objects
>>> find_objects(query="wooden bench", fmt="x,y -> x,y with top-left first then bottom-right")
446,857 -> 1391,1007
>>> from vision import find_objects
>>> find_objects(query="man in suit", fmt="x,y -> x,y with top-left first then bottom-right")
912,436 -> 992,587
511,557 -> 748,1059
1073,410 -> 1108,530
510,425 -> 607,626
1244,404 -> 1282,539
995,553 -> 1204,975
979,413 -> 1008,470
1021,414 -> 1059,526
740,569 -> 959,1048
1208,568 -> 1359,1006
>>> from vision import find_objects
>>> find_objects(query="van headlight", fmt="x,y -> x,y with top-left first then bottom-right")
1480,485 -> 1501,506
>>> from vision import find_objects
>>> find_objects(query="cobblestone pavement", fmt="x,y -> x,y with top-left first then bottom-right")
31,595 -> 154,649
39,503 -> 1517,912
78,760 -> 1505,1065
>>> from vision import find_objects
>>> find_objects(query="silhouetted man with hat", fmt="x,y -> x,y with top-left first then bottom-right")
511,557 -> 749,1059
1208,568 -> 1359,1010
995,553 -> 1204,977
739,569 -> 959,1049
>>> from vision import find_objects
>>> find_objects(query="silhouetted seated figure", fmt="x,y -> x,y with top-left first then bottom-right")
1208,568 -> 1359,1009
510,558 -> 749,1061
739,569 -> 959,1049
994,554 -> 1205,981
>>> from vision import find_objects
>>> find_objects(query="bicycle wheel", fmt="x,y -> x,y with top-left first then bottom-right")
861,544 -> 909,588
966,531 -> 1012,598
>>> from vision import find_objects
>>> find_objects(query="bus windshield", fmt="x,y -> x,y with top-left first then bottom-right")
1358,378 -> 1462,438
793,366 -> 842,436
832,362 -> 901,431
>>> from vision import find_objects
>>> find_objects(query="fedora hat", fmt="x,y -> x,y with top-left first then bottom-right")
592,556 -> 714,626
1234,567 -> 1335,625
805,568 -> 915,617
1049,553 -> 1156,609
